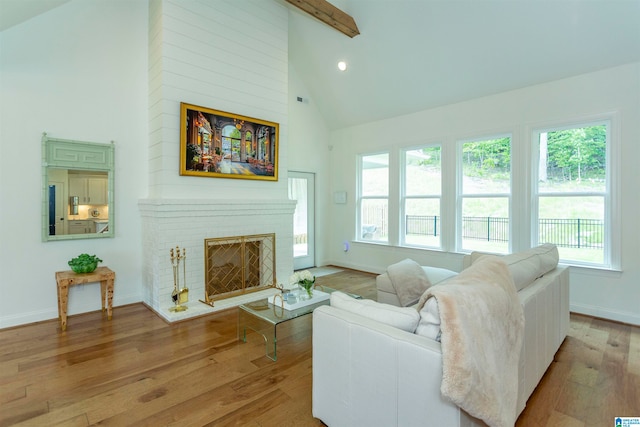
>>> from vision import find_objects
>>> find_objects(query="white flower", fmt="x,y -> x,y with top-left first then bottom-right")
299,270 -> 314,281
289,270 -> 315,285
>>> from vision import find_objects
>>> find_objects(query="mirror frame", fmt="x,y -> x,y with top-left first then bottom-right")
42,132 -> 115,241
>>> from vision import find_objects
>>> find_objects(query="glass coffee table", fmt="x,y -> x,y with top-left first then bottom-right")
238,287 -> 359,361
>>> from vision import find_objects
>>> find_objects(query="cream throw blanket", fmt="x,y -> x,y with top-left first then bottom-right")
416,256 -> 524,427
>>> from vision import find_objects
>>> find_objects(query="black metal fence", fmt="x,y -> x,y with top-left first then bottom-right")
405,215 -> 439,238
538,218 -> 604,249
462,216 -> 509,242
405,215 -> 604,249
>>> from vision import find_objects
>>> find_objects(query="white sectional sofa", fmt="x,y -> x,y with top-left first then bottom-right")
312,244 -> 570,427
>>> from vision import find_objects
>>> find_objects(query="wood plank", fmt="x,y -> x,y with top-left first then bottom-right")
285,0 -> 359,38
1,268 -> 638,427
545,410 -> 585,427
628,324 -> 640,376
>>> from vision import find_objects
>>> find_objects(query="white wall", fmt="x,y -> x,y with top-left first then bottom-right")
0,0 -> 293,329
0,0 -> 148,328
325,63 -> 640,326
287,64 -> 331,267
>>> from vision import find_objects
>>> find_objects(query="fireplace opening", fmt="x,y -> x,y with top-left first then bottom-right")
203,233 -> 276,304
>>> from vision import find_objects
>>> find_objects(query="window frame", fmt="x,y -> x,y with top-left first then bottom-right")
530,117 -> 617,269
357,150 -> 390,244
351,114 -> 620,273
400,144 -> 443,249
455,134 -> 513,254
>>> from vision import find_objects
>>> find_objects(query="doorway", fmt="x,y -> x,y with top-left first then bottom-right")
49,181 -> 65,235
289,171 -> 315,270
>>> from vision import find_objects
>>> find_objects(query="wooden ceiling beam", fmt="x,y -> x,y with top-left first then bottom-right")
285,0 -> 360,38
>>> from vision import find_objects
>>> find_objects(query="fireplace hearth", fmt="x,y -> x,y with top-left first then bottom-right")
139,198 -> 295,323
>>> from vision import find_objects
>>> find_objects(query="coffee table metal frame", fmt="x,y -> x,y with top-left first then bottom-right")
238,288 -> 358,361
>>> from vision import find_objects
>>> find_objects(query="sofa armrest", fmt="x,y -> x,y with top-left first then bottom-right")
376,272 -> 403,306
516,265 -> 570,413
312,305 -> 476,427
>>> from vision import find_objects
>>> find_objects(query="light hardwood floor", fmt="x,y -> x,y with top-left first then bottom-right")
1,269 -> 638,426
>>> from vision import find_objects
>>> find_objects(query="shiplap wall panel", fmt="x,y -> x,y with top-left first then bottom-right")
148,0 -> 164,195
147,0 -> 288,199
142,0 -> 292,317
161,43 -> 287,96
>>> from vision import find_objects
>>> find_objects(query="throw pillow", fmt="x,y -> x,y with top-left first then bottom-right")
386,258 -> 432,307
330,291 -> 421,333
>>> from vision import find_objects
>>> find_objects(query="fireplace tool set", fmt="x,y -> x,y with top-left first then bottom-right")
169,246 -> 189,312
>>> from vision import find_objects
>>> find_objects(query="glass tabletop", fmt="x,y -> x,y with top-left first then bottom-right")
239,290 -> 332,325
238,286 -> 361,361
238,286 -> 361,325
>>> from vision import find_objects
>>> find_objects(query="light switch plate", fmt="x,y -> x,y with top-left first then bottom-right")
334,191 -> 347,204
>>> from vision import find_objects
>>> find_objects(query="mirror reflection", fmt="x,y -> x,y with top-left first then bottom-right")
47,169 -> 110,236
42,133 -> 114,241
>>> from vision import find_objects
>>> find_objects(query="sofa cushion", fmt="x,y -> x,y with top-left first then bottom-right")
330,291 -> 420,332
471,244 -> 559,291
423,266 -> 458,285
415,296 -> 442,341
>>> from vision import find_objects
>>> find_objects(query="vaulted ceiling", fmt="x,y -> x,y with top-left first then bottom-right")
287,0 -> 640,129
2,0 -> 639,130
0,0 -> 70,31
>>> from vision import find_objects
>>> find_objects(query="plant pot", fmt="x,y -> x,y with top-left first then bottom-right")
68,254 -> 102,274
70,262 -> 98,274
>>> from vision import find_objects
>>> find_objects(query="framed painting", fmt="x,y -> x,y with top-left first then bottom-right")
179,102 -> 279,181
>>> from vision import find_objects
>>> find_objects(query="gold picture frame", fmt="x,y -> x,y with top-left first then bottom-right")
179,102 -> 279,181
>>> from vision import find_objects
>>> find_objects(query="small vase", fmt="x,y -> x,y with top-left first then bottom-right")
298,282 -> 314,300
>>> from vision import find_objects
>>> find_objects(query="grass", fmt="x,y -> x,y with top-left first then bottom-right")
363,165 -> 606,264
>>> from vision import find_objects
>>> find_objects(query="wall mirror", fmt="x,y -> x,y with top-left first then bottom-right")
42,133 -> 115,241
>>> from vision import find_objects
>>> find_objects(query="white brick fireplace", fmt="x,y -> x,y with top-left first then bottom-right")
139,198 -> 296,322
140,1 -> 292,323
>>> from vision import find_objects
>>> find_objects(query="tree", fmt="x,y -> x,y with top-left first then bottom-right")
462,137 -> 510,177
546,125 -> 605,182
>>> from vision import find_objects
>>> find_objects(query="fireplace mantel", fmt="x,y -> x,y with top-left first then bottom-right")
139,198 -> 296,217
139,198 -> 296,322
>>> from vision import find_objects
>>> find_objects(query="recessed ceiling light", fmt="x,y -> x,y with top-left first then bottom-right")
337,61 -> 347,71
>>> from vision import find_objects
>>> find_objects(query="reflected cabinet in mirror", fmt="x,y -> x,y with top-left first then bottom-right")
42,133 -> 115,241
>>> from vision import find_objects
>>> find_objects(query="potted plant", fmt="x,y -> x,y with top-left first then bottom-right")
68,253 -> 103,273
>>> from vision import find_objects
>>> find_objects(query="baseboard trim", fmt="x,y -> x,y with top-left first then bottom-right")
0,294 -> 141,330
570,303 -> 640,327
323,260 -> 383,275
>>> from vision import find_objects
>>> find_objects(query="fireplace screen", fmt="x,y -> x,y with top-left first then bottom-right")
203,233 -> 276,304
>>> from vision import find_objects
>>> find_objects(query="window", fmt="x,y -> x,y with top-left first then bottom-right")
458,136 -> 511,253
533,121 -> 609,266
358,152 -> 389,242
353,117 -> 616,271
402,146 -> 441,248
